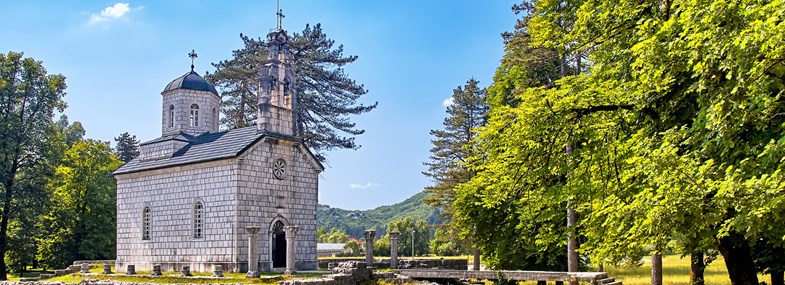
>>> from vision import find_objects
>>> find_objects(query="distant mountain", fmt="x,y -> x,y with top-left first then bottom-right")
317,191 -> 442,238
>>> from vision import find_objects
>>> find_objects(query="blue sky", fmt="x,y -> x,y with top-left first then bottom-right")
1,1 -> 518,210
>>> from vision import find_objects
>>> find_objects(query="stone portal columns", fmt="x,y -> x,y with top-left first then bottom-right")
246,227 -> 261,278
389,232 -> 400,269
364,230 -> 376,268
284,226 -> 299,275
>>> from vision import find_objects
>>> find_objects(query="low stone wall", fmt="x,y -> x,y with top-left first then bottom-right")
280,261 -> 411,285
72,260 -> 115,265
398,259 -> 467,270
319,258 -> 467,270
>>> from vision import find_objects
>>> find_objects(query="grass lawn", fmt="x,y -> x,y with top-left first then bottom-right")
605,255 -> 770,285
16,265 -> 323,285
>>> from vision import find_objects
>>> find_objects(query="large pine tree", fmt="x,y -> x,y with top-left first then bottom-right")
423,79 -> 488,219
113,132 -> 140,163
207,24 -> 376,161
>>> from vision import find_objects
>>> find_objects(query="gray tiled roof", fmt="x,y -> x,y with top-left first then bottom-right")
114,127 -> 322,175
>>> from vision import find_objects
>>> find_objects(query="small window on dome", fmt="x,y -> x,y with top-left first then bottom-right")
190,104 -> 199,127
169,105 -> 175,128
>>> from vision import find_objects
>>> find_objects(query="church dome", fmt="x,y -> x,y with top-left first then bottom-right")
163,70 -> 219,96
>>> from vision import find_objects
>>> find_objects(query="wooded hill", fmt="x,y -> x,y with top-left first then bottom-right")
317,191 -> 442,238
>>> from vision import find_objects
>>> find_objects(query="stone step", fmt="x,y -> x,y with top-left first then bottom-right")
597,277 -> 615,284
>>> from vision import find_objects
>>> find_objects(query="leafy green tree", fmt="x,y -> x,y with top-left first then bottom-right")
113,132 -> 140,163
55,115 -> 84,147
373,234 -> 391,257
429,226 -> 468,256
343,240 -> 362,257
387,217 -> 431,257
450,2 -> 572,272
207,24 -> 377,161
37,140 -> 121,268
456,1 -> 785,284
0,51 -> 67,279
318,227 -> 350,243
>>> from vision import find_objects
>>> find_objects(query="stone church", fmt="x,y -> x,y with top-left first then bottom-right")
113,25 -> 322,275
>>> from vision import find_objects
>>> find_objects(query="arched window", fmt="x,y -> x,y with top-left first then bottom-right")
190,104 -> 199,127
193,201 -> 204,238
169,105 -> 175,128
142,206 -> 151,240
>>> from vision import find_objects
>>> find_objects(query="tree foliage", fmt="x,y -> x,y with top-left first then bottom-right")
423,79 -> 488,220
113,132 -> 140,163
56,115 -> 84,147
37,139 -> 121,269
0,51 -> 67,279
207,24 -> 377,161
386,217 -> 431,257
454,0 -> 785,283
318,227 -> 350,243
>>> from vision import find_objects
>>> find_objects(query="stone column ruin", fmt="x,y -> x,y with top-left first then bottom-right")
246,227 -> 261,278
364,229 -> 376,268
284,226 -> 299,275
389,231 -> 400,269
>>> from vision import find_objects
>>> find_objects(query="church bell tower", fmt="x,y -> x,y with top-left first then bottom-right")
257,10 -> 298,137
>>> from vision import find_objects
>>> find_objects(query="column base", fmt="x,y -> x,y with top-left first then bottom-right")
246,271 -> 260,278
284,270 -> 296,276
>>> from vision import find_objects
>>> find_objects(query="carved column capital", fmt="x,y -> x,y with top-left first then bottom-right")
246,226 -> 261,235
284,226 -> 299,238
389,231 -> 400,240
363,230 -> 376,240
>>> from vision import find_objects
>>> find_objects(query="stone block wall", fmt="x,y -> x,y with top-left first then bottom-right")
115,159 -> 239,272
138,139 -> 188,160
236,137 -> 319,271
161,89 -> 220,136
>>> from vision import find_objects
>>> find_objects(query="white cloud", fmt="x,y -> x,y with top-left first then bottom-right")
442,97 -> 454,107
88,3 -> 139,26
349,182 -> 381,189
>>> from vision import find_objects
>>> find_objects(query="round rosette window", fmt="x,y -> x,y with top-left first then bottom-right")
273,158 -> 286,180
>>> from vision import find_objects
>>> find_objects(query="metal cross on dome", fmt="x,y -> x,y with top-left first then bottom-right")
188,49 -> 198,71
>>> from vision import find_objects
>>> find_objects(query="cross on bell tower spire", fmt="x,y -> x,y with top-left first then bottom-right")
276,0 -> 285,31
188,49 -> 198,71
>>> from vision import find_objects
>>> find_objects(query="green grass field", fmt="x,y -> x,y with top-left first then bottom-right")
9,264 -> 322,284
605,255 -> 769,285
7,255 -> 774,284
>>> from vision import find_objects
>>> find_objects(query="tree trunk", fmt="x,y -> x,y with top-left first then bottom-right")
473,249 -> 480,271
690,251 -> 705,285
566,141 -> 578,285
0,173 -> 14,280
567,206 -> 578,273
771,270 -> 784,285
651,252 -> 662,285
716,233 -> 758,285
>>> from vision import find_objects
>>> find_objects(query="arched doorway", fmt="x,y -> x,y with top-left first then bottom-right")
271,221 -> 286,268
